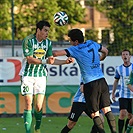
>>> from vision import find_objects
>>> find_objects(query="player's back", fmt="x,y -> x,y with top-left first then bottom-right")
67,40 -> 104,84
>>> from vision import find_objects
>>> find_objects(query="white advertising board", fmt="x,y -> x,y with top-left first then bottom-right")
0,56 -> 133,85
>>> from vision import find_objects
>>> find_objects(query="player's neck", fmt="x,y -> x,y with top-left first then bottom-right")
36,34 -> 43,42
123,62 -> 131,66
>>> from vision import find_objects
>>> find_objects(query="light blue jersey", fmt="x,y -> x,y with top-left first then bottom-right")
66,40 -> 104,84
73,87 -> 85,103
115,63 -> 133,98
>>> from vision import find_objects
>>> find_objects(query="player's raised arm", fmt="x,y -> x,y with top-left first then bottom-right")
100,46 -> 108,61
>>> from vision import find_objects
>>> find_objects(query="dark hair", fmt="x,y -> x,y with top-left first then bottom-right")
68,29 -> 84,43
36,20 -> 51,32
121,49 -> 131,55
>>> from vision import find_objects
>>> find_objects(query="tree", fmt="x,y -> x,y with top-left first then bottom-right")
0,0 -> 12,40
87,0 -> 133,55
0,0 -> 85,41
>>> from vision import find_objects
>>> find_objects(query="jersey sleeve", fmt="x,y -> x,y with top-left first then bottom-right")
45,41 -> 53,58
91,40 -> 102,51
65,46 -> 75,57
22,38 -> 33,57
114,67 -> 120,79
80,76 -> 84,85
65,49 -> 71,57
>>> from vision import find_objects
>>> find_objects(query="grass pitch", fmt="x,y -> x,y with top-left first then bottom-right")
0,115 -> 119,133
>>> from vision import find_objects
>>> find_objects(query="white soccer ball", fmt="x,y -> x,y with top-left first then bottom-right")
54,11 -> 68,26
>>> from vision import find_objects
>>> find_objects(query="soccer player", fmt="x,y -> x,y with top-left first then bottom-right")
53,29 -> 116,133
127,70 -> 133,92
112,49 -> 133,133
61,80 -> 104,133
20,20 -> 74,133
126,70 -> 133,133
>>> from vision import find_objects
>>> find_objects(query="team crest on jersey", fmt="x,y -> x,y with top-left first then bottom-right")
34,49 -> 46,58
25,49 -> 29,53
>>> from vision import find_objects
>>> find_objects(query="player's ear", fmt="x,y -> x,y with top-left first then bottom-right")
75,40 -> 79,45
37,28 -> 40,32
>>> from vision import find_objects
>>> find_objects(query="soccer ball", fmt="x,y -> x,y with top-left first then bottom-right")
54,11 -> 68,26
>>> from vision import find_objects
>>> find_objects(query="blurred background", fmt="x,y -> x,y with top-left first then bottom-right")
0,0 -> 133,116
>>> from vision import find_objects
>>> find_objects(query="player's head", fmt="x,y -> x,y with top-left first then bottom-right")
121,49 -> 131,55
36,20 -> 51,32
68,29 -> 84,45
121,49 -> 131,63
36,20 -> 51,41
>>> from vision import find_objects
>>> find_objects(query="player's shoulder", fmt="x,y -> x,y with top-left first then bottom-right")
23,34 -> 35,44
24,34 -> 34,40
131,63 -> 133,66
115,64 -> 122,71
43,38 -> 52,45
86,40 -> 101,48
117,64 -> 123,68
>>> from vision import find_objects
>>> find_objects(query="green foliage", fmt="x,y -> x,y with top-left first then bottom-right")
87,0 -> 133,55
57,0 -> 85,25
0,0 -> 85,41
0,1 -> 12,39
85,29 -> 99,42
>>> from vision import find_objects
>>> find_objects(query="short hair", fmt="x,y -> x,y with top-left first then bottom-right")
68,29 -> 84,43
36,20 -> 51,32
121,49 -> 131,55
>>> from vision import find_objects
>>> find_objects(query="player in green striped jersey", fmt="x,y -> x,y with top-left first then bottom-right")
20,20 -> 74,133
126,70 -> 133,133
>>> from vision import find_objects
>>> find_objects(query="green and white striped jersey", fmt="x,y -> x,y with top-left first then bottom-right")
20,34 -> 52,77
127,70 -> 133,85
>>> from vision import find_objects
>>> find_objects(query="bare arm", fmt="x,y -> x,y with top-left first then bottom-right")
52,50 -> 67,57
112,79 -> 119,102
100,46 -> 108,61
127,84 -> 133,92
52,57 -> 74,65
26,56 -> 55,65
80,84 -> 84,93
26,56 -> 42,64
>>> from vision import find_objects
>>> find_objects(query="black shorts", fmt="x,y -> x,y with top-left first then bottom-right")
83,78 -> 110,113
119,98 -> 132,113
68,102 -> 91,122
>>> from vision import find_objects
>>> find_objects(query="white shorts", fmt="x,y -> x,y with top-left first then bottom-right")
21,76 -> 46,96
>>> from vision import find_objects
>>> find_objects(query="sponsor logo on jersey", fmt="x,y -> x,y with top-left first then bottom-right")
34,49 -> 46,58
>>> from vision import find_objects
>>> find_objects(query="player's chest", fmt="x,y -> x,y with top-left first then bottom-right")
33,42 -> 47,51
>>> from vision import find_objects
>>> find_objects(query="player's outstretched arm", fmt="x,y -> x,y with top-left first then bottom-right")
26,56 -> 55,65
52,50 -> 67,57
52,57 -> 74,65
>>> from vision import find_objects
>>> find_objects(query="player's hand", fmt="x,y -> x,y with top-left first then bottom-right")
112,94 -> 116,102
80,84 -> 84,93
47,57 -> 55,64
66,57 -> 74,64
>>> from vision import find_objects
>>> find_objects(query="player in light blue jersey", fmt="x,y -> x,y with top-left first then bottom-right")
61,80 -> 104,133
53,29 -> 116,133
112,49 -> 133,133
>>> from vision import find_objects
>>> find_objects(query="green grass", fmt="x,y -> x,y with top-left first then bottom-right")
0,115 -> 119,133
